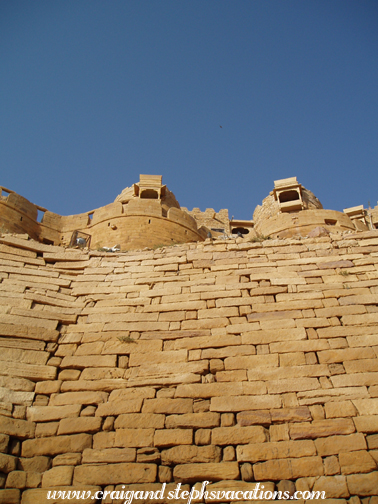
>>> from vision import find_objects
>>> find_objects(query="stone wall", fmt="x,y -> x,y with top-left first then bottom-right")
1,231 -> 378,502
0,187 -> 206,251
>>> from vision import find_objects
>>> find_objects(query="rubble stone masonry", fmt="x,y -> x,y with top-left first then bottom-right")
1,230 -> 378,503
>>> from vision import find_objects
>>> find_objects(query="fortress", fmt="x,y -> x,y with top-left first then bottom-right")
0,175 -> 378,502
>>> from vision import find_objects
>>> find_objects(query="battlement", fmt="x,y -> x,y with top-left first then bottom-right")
1,175 -> 378,250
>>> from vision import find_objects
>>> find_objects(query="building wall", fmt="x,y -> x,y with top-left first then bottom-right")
1,232 -> 378,501
0,188 -> 206,250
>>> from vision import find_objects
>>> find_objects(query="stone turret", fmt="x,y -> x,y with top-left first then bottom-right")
253,177 -> 359,238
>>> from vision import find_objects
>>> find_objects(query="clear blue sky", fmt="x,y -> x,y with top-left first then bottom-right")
1,1 -> 378,220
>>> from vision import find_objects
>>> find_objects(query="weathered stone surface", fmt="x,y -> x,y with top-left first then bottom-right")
0,453 -> 17,473
0,433 -> 9,453
50,391 -> 108,406
0,489 -> 20,504
312,475 -> 349,498
237,440 -> 316,462
142,398 -> 193,414
73,463 -> 157,485
57,417 -> 102,435
314,433 -> 366,456
22,434 -> 92,457
237,410 -> 271,426
339,450 -> 377,474
354,415 -> 378,433
253,456 -> 323,481
161,445 -> 221,465
210,395 -> 281,412
95,398 -> 143,417
175,383 -> 243,398
115,429 -> 154,448
52,453 -> 81,466
0,416 -> 35,439
5,470 -> 27,489
289,419 -> 355,439
154,429 -> 192,447
114,413 -> 165,430
270,406 -> 312,423
82,448 -> 136,464
212,426 -> 268,445
27,405 -> 81,423
42,466 -> 74,487
347,471 -> 378,496
165,413 -> 220,429
18,456 -> 50,473
173,462 -> 239,483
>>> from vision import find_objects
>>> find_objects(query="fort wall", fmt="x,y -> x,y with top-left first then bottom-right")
1,231 -> 378,501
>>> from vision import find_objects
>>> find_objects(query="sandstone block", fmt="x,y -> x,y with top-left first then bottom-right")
0,433 -> 9,453
267,377 -> 320,394
18,456 -> 50,473
211,426 -> 268,445
317,347 -> 373,363
270,406 -> 312,423
312,475 -> 349,498
175,382 -> 243,398
81,448 -> 136,464
35,422 -> 59,438
108,387 -> 156,402
73,462 -> 157,486
115,429 -> 154,448
95,398 -> 143,417
5,470 -> 26,489
289,418 -> 355,439
339,450 -> 377,474
0,489 -> 20,504
165,412 -> 220,429
92,431 -> 115,450
237,439 -> 316,462
0,453 -> 17,473
50,391 -> 108,406
57,416 -> 102,435
354,415 -> 378,433
114,413 -> 164,430
237,410 -> 271,426
0,416 -> 35,439
224,354 -> 278,370
60,355 -> 117,369
52,453 -> 81,466
347,471 -> 378,496
129,350 -> 187,367
254,455 -> 323,481
154,429 -> 192,448
210,395 -> 281,412
27,404 -> 81,423
324,401 -> 357,418
353,398 -> 378,416
42,466 -> 73,487
142,398 -> 193,414
22,434 -> 92,457
314,433 -> 367,456
173,462 -> 239,483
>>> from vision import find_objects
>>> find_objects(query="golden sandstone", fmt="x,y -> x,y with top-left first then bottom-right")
1,176 -> 378,501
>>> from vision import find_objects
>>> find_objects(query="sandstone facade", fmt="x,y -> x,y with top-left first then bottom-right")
1,228 -> 378,501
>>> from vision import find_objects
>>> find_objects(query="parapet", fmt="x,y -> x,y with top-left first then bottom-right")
253,177 -> 368,238
1,175 -> 377,249
0,176 -> 207,251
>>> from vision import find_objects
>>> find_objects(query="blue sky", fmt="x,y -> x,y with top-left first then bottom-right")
1,1 -> 378,221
